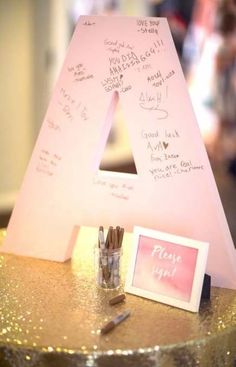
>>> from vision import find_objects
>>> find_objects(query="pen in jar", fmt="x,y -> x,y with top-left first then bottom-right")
100,310 -> 130,335
98,226 -> 105,250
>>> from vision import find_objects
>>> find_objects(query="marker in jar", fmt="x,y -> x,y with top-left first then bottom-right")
97,225 -> 124,289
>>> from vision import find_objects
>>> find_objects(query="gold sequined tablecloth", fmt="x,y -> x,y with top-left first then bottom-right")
0,227 -> 236,367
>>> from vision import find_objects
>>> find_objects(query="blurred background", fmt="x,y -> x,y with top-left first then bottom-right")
0,0 -> 235,244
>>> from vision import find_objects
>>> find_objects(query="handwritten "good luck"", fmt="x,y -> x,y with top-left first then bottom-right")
151,244 -> 182,281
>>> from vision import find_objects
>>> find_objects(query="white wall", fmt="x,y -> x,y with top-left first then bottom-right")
0,0 -> 34,211
33,0 -> 71,134
0,0 -> 70,213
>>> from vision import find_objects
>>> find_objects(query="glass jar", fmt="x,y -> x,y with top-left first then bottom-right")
95,247 -> 122,289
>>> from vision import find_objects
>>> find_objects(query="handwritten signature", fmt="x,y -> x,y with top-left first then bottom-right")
139,92 -> 168,119
83,21 -> 95,26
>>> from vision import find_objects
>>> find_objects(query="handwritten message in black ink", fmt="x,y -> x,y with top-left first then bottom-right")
147,69 -> 175,88
93,177 -> 134,200
101,75 -> 123,92
141,129 -> 204,181
36,149 -> 62,177
104,39 -> 133,54
83,20 -> 96,26
57,87 -> 89,122
136,63 -> 152,73
67,63 -> 94,83
101,74 -> 132,93
136,19 -> 160,35
108,40 -> 164,76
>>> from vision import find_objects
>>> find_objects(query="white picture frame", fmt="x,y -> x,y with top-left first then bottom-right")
125,226 -> 209,312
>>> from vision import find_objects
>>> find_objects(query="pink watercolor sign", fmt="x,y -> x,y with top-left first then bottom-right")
125,226 -> 209,312
1,16 -> 236,290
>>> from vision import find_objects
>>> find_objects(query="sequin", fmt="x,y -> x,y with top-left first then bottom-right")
0,226 -> 235,366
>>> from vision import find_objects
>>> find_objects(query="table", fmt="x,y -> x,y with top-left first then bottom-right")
0,227 -> 236,367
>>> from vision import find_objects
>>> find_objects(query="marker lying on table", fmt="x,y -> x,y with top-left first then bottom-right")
100,310 -> 130,335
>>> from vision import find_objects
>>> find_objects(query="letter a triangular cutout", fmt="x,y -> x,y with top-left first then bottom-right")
2,16 -> 236,289
99,90 -> 137,174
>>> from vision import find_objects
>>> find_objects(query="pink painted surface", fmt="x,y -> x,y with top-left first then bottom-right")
133,235 -> 198,302
1,16 -> 236,289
